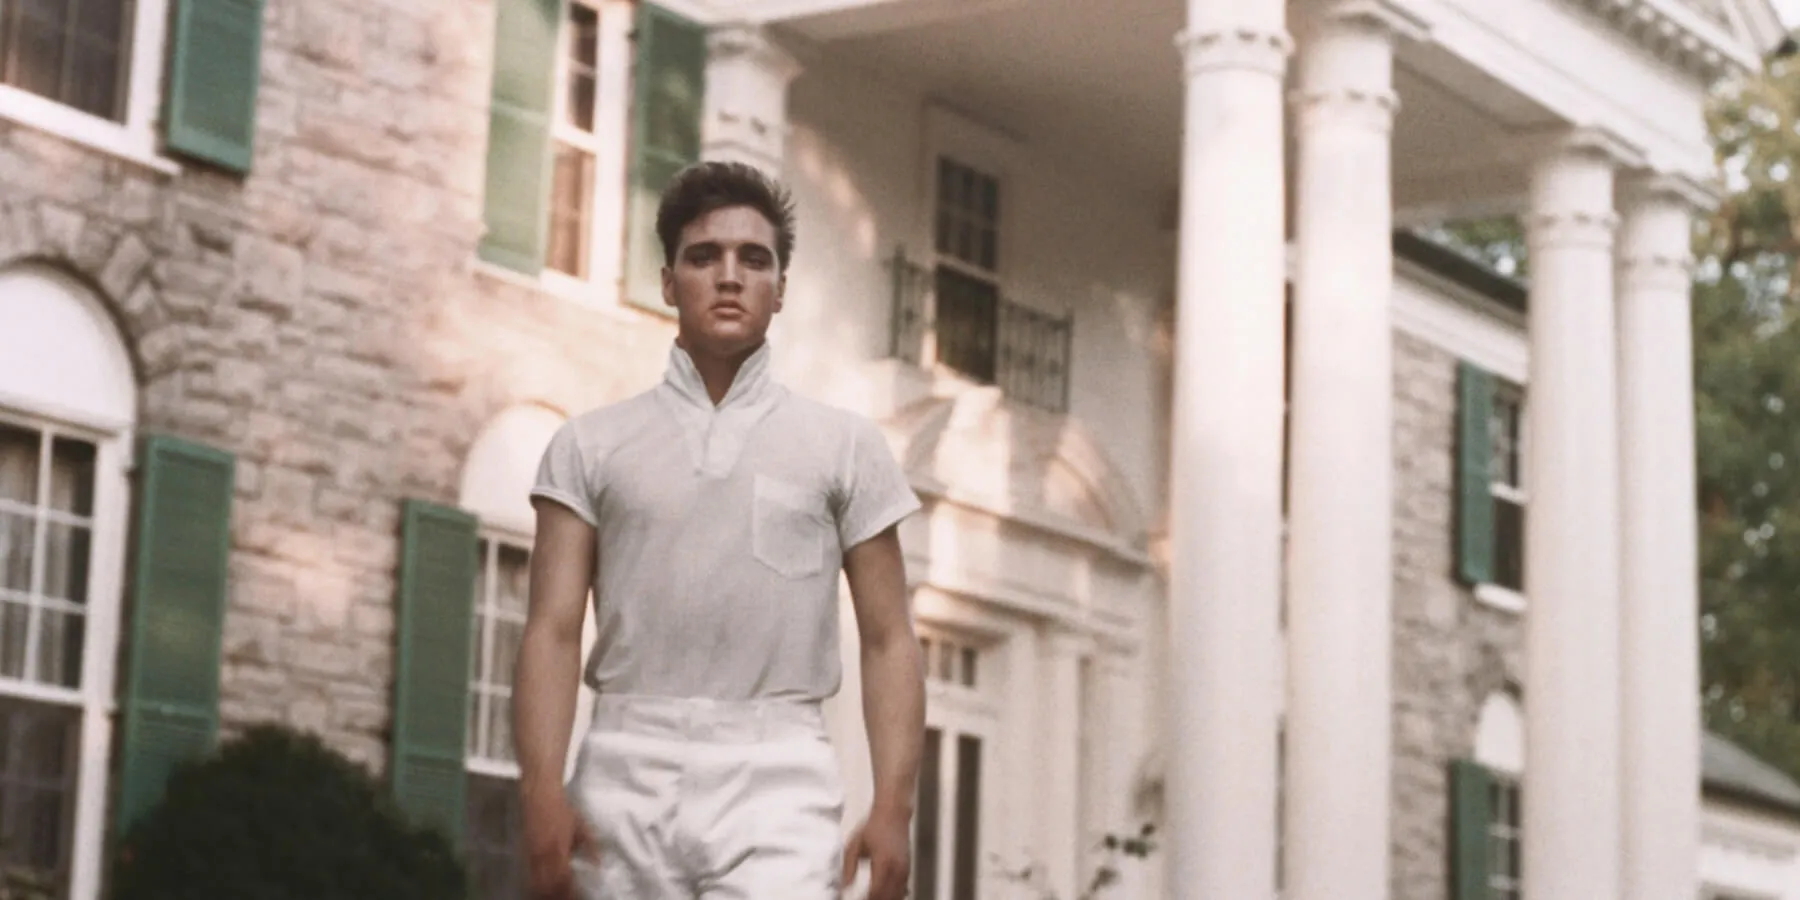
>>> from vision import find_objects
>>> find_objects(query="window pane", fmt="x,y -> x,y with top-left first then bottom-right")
914,727 -> 942,900
0,602 -> 26,679
42,523 -> 90,604
492,619 -> 523,691
934,267 -> 1000,384
0,514 -> 32,593
487,693 -> 514,763
1493,496 -> 1524,593
74,0 -> 128,42
48,438 -> 94,518
0,425 -> 38,506
545,144 -> 595,278
0,698 -> 76,887
4,1 -> 68,100
33,608 -> 82,688
952,735 -> 981,900
960,647 -> 977,688
497,544 -> 530,614
565,3 -> 598,132
65,40 -> 121,119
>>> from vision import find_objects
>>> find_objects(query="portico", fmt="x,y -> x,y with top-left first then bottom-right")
669,0 -> 1772,895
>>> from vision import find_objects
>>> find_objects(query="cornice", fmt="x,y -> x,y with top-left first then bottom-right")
1567,0 -> 1762,80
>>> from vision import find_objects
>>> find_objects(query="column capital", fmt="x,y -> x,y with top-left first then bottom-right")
1323,0 -> 1431,42
1511,124 -> 1647,171
1621,171 -> 1720,217
707,22 -> 805,86
1175,25 -> 1293,78
702,23 -> 802,173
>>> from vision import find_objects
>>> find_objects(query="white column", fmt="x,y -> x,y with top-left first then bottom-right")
1617,174 -> 1706,900
1169,0 -> 1290,896
1283,4 -> 1422,899
1040,630 -> 1086,900
1522,128 -> 1628,900
702,24 -> 802,173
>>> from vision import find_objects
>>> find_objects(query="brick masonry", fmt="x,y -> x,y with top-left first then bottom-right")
0,0 -> 676,773
1390,329 -> 1526,899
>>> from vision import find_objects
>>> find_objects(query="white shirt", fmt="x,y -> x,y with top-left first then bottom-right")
530,341 -> 922,701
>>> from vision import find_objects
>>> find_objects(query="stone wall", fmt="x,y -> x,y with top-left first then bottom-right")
0,0 -> 677,772
1389,328 -> 1526,899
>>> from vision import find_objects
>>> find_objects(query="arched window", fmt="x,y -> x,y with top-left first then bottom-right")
0,262 -> 136,898
457,403 -> 596,900
1451,691 -> 1524,900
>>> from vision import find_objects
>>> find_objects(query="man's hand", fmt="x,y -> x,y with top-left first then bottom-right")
522,786 -> 599,900
841,807 -> 911,900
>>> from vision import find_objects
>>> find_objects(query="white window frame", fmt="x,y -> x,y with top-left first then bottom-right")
465,528 -> 531,779
481,0 -> 632,311
0,0 -> 179,174
0,405 -> 130,900
1477,383 -> 1528,613
915,628 -> 998,900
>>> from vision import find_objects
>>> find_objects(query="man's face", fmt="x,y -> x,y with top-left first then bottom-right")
663,205 -> 785,357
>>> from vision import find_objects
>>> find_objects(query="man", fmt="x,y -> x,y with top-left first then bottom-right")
514,160 -> 925,900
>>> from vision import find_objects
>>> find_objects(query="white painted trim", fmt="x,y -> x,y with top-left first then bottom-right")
1476,583 -> 1528,614
910,477 -> 1153,567
0,85 -> 179,176
1391,262 -> 1529,386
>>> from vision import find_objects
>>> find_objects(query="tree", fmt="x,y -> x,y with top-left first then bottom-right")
1692,47 -> 1800,781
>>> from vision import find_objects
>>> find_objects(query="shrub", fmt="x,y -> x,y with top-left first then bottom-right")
111,723 -> 466,900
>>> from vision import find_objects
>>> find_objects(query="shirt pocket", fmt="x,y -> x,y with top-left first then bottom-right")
752,474 -> 829,579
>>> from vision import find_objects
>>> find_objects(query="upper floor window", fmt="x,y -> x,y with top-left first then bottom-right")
889,151 -> 1073,413
546,0 -> 604,279
0,0 -> 133,121
1488,385 -> 1526,594
1455,361 -> 1527,605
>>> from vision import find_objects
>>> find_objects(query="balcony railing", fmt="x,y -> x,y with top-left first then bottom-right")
887,245 -> 1073,414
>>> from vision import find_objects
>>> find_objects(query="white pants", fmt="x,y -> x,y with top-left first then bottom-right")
566,694 -> 847,899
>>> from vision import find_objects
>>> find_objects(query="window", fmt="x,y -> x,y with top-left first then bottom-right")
914,631 -> 991,900
0,418 -> 98,890
1484,775 -> 1522,900
465,535 -> 531,899
546,1 -> 602,279
1488,386 -> 1525,594
0,0 -> 133,121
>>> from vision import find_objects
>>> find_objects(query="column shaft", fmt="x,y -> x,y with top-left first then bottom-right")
1168,0 -> 1290,895
1283,4 -> 1418,898
1618,177 -> 1703,900
1523,132 -> 1624,900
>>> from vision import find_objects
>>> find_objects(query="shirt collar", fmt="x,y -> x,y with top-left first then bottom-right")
663,340 -> 776,411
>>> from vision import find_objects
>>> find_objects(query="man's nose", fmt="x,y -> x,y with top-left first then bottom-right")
717,252 -> 743,287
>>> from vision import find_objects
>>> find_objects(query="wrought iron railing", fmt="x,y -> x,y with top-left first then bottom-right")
887,245 -> 1073,413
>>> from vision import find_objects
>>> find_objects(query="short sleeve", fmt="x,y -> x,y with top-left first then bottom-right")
529,421 -> 600,527
834,415 -> 922,551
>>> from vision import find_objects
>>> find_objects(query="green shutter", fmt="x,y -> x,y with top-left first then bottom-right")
623,2 -> 707,314
164,0 -> 266,174
1449,758 -> 1493,900
390,500 -> 479,846
478,0 -> 563,274
1455,361 -> 1495,585
116,435 -> 235,835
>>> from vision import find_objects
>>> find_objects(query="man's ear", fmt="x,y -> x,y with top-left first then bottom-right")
662,266 -> 675,308
774,273 -> 786,313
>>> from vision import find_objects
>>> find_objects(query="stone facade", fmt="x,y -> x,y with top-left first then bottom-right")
1389,328 -> 1526,899
0,0 -> 679,773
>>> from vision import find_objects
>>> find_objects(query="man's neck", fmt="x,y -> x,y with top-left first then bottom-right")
680,338 -> 762,406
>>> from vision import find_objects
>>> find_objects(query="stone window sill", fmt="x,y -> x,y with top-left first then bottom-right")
1476,583 -> 1526,614
0,85 -> 180,176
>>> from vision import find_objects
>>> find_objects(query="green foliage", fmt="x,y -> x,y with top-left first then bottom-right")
111,723 -> 467,900
1694,50 -> 1800,783
1417,215 -> 1529,278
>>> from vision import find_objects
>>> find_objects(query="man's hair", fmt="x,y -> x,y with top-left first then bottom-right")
655,161 -> 797,271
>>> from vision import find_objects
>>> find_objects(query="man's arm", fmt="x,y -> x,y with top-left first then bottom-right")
844,526 -> 925,865
515,498 -> 598,891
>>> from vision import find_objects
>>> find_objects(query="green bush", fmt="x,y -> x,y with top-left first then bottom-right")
111,723 -> 466,900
